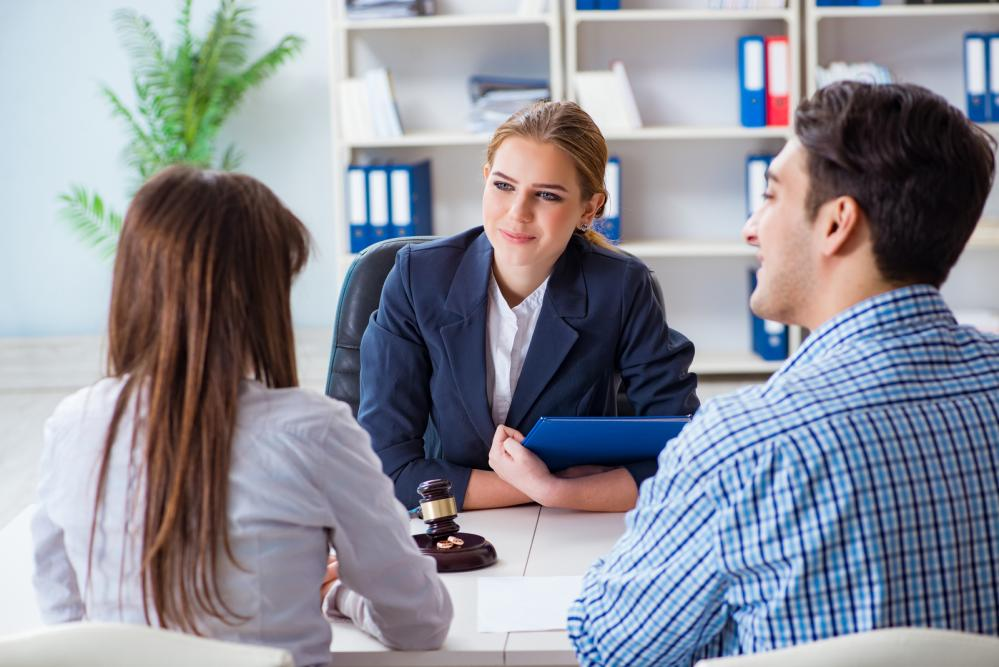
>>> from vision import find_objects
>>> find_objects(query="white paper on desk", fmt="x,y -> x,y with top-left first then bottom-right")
477,576 -> 583,632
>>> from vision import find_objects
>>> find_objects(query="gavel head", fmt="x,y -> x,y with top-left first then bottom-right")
417,478 -> 460,539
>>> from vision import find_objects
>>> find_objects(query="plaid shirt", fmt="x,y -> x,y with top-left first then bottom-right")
568,285 -> 999,666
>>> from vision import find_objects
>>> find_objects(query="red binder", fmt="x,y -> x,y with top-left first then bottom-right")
765,36 -> 790,127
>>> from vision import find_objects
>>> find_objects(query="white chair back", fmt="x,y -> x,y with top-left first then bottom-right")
696,628 -> 999,667
0,622 -> 294,667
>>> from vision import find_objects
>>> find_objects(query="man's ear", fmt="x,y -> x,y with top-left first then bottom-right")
817,196 -> 864,257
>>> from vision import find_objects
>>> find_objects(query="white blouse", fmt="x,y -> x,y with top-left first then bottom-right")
485,273 -> 549,427
32,378 -> 452,667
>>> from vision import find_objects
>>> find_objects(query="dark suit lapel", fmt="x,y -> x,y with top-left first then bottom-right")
440,234 -> 496,445
504,238 -> 588,430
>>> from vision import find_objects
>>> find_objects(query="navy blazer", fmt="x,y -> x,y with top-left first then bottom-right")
358,228 -> 699,509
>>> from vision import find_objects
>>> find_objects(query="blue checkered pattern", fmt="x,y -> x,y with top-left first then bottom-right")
568,285 -> 999,666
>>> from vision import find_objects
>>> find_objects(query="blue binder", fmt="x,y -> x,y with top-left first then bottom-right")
522,416 -> 691,471
965,33 -> 989,122
367,165 -> 391,246
748,270 -> 789,361
346,164 -> 369,254
389,160 -> 433,238
599,156 -> 621,243
990,34 -> 999,121
598,0 -> 621,8
745,154 -> 773,220
739,36 -> 766,128
576,0 -> 598,9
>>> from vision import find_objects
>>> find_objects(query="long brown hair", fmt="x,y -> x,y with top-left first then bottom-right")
89,165 -> 311,633
485,100 -> 619,251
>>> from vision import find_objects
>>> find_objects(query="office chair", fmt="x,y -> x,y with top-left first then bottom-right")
0,622 -> 293,667
324,236 -> 668,418
694,627 -> 999,667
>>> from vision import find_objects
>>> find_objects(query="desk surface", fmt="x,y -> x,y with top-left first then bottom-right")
0,504 -> 625,666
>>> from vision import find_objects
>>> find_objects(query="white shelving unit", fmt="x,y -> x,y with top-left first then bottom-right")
328,0 -> 564,279
565,0 -> 803,372
804,0 -> 999,331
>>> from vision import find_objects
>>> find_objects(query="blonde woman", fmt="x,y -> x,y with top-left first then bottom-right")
360,101 -> 699,513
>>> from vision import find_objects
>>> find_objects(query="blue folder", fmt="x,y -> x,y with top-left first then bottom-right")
738,36 -> 766,128
389,160 -> 433,238
965,33 -> 989,123
522,416 -> 691,471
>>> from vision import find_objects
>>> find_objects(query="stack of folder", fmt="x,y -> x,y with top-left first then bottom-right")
346,0 -> 435,19
347,160 -> 433,253
467,75 -> 550,133
338,68 -> 405,142
965,33 -> 999,123
738,35 -> 790,128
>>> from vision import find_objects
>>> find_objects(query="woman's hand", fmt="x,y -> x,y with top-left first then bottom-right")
321,554 -> 339,601
488,425 -> 556,504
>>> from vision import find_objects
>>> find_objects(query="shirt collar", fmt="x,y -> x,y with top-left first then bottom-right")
771,284 -> 955,382
488,272 -> 550,318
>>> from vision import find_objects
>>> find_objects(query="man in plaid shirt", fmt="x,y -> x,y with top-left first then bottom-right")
569,81 -> 999,666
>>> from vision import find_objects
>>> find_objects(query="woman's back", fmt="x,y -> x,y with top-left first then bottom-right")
35,377 -> 450,666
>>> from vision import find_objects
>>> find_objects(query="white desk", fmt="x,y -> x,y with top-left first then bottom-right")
0,505 -> 625,666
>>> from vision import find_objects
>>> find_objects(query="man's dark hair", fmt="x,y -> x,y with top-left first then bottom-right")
795,81 -> 996,287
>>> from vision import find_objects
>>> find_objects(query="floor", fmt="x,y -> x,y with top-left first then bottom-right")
0,332 -> 753,529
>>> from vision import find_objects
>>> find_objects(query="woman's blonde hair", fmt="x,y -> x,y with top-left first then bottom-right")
485,100 -> 618,251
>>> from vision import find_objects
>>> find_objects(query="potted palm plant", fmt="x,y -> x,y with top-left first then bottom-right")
59,0 -> 305,257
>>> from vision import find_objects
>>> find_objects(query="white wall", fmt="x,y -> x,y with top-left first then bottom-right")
0,0 -> 338,337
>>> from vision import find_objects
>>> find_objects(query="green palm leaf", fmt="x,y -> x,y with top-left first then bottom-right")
59,0 -> 304,258
57,187 -> 124,260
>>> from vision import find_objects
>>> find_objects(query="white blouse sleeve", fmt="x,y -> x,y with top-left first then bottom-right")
31,415 -> 85,623
318,400 -> 453,650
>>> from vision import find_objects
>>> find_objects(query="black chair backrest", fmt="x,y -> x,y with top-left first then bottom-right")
324,236 -> 667,418
326,237 -> 437,416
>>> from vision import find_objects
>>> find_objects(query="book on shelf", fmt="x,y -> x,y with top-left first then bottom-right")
576,0 -> 620,8
739,34 -> 789,128
468,75 -> 550,133
338,68 -> 404,141
347,160 -> 433,253
575,64 -> 642,133
345,0 -> 435,20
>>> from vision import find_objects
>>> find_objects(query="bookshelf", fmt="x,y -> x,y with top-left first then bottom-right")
565,0 -> 804,371
803,0 -> 999,337
328,0 -> 564,281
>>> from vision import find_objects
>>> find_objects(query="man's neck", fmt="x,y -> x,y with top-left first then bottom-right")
802,270 -> 908,331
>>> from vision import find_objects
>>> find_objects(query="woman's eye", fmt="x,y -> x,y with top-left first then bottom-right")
493,181 -> 514,192
538,191 -> 562,202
